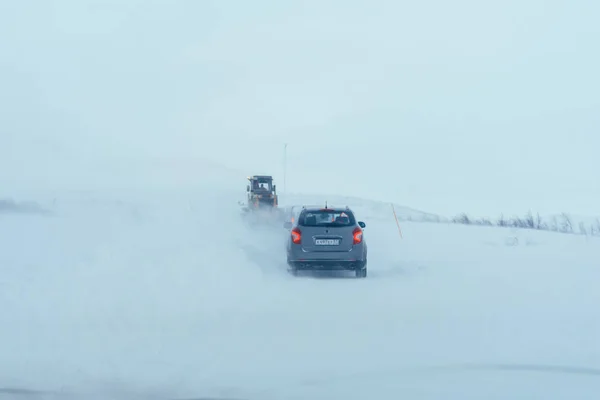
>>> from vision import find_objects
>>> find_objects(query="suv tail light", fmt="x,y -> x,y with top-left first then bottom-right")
352,226 -> 363,244
291,227 -> 301,244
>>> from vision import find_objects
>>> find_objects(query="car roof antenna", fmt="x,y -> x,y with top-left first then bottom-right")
325,200 -> 328,208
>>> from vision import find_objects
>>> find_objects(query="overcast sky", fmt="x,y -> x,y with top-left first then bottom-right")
1,0 -> 598,216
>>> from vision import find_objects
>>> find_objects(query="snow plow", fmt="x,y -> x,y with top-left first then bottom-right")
240,175 -> 284,225
246,175 -> 278,209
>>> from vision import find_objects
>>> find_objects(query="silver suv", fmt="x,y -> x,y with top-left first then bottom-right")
283,206 -> 367,278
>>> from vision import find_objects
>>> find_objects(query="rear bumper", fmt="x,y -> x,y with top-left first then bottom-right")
288,259 -> 365,271
287,242 -> 366,271
288,245 -> 365,259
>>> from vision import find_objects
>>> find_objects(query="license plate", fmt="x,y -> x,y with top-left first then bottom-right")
315,239 -> 340,246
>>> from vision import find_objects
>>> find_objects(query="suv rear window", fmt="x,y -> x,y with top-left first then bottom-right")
299,210 -> 356,227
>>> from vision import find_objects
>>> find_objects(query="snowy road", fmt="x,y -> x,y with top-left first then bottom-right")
1,189 -> 600,399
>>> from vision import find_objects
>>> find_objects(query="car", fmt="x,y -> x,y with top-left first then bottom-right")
283,205 -> 367,278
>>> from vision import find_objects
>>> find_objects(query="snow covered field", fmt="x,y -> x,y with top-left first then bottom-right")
2,0 -> 599,397
1,187 -> 599,400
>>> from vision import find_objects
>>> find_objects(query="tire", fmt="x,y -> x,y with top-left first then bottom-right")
355,260 -> 367,278
287,260 -> 298,276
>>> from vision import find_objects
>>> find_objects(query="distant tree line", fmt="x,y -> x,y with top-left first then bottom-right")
449,211 -> 600,237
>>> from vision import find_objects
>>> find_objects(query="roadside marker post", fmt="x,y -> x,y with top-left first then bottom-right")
391,203 -> 403,239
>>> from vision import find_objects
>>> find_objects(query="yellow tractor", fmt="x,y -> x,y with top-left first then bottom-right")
240,175 -> 284,225
246,175 -> 278,210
